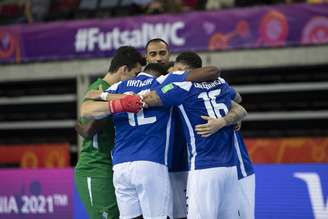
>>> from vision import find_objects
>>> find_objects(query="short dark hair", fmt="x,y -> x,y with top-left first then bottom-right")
109,46 -> 146,72
166,61 -> 175,69
143,63 -> 167,76
145,38 -> 169,52
176,51 -> 202,69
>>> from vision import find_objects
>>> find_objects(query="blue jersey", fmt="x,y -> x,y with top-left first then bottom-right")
107,72 -> 174,166
157,78 -> 238,170
223,84 -> 255,179
222,82 -> 255,179
234,131 -> 255,179
157,71 -> 189,172
167,108 -> 189,172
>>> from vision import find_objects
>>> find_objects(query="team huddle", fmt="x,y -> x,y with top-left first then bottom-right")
75,39 -> 255,219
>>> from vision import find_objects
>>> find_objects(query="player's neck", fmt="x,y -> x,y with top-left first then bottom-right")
145,70 -> 160,78
103,72 -> 120,86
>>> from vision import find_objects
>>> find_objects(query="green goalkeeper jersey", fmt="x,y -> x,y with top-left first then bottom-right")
75,78 -> 115,177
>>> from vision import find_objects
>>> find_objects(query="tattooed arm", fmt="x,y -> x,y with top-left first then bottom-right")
195,101 -> 247,137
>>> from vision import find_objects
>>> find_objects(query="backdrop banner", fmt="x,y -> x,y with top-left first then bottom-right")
0,168 -> 73,219
0,165 -> 327,218
0,3 -> 327,63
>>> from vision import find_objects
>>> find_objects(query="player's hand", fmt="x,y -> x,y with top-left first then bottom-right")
84,85 -> 105,100
109,95 -> 142,114
140,93 -> 151,108
234,122 -> 242,131
85,90 -> 103,100
195,116 -> 227,137
139,95 -> 148,108
75,121 -> 90,138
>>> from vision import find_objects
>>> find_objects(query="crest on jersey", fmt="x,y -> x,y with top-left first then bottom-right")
161,83 -> 174,93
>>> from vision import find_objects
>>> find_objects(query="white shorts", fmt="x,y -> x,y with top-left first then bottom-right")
113,161 -> 172,219
169,171 -> 188,218
186,166 -> 240,219
239,174 -> 255,219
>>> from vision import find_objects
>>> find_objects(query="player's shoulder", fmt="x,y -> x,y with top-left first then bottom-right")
171,70 -> 186,75
172,81 -> 192,91
156,74 -> 169,84
88,78 -> 104,90
218,77 -> 227,83
106,81 -> 122,92
156,71 -> 187,85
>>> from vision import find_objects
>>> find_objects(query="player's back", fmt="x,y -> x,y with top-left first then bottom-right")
159,78 -> 238,170
167,108 -> 189,172
108,72 -> 173,166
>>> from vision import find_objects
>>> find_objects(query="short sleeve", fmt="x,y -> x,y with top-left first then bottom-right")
155,81 -> 192,107
105,81 -> 122,94
219,78 -> 236,100
156,71 -> 188,86
225,85 -> 237,100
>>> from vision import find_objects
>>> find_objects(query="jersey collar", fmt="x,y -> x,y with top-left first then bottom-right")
137,72 -> 154,78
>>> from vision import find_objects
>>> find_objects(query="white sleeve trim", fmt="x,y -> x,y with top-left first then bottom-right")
172,71 -> 186,75
218,77 -> 226,83
156,75 -> 169,84
105,81 -> 122,92
173,81 -> 192,91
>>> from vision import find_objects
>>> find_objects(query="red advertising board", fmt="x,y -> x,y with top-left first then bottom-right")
245,137 -> 328,163
0,144 -> 70,168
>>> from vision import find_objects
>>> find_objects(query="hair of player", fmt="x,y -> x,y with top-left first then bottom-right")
143,63 -> 167,76
145,38 -> 169,52
176,51 -> 202,69
166,61 -> 175,69
108,46 -> 146,73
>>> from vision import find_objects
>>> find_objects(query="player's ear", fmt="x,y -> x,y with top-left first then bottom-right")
144,54 -> 149,63
118,65 -> 128,75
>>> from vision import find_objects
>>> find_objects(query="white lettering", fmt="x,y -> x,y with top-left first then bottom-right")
98,32 -> 111,50
171,22 -> 185,45
87,28 -> 99,51
127,79 -> 153,87
194,79 -> 224,90
294,173 -> 328,219
0,196 -> 18,214
75,22 -> 186,52
112,28 -> 121,48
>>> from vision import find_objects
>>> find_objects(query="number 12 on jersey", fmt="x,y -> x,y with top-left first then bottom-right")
125,90 -> 157,127
127,110 -> 157,126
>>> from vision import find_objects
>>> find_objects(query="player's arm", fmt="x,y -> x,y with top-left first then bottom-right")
75,120 -> 110,138
80,95 -> 142,120
185,66 -> 220,82
234,91 -> 242,103
141,91 -> 163,107
83,90 -> 127,101
142,82 -> 189,108
224,80 -> 242,104
195,101 -> 247,137
77,95 -> 122,137
80,93 -> 126,119
77,88 -> 126,136
224,83 -> 243,130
